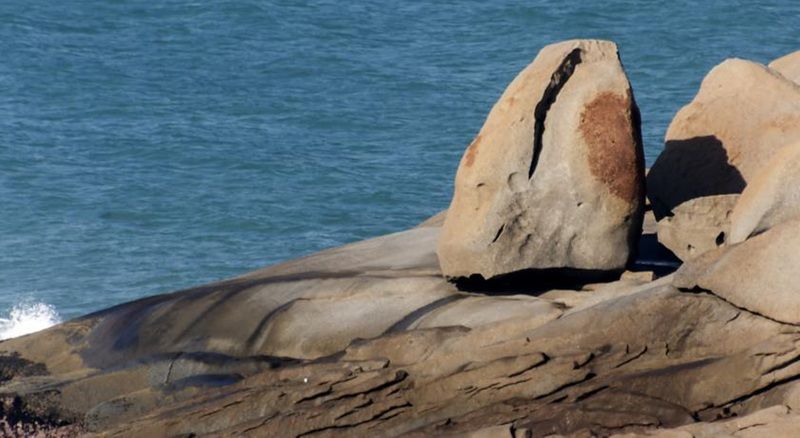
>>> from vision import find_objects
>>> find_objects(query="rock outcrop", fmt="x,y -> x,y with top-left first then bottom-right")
618,405 -> 800,437
770,49 -> 800,84
729,142 -> 800,243
647,58 -> 800,259
3,214 -> 800,437
5,42 -> 800,437
437,39 -> 645,280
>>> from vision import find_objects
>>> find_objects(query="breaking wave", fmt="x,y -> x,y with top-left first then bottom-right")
0,301 -> 62,340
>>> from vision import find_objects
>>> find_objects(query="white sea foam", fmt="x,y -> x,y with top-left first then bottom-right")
0,302 -> 62,340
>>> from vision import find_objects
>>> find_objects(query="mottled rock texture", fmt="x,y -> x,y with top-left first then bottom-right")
656,194 -> 738,261
438,39 -> 645,280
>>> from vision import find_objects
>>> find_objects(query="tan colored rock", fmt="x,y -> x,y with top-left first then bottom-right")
99,282 -> 800,437
656,194 -> 738,260
770,50 -> 800,84
620,270 -> 655,283
674,217 -> 800,325
648,59 -> 800,221
438,39 -> 645,279
616,405 -> 800,437
729,142 -> 800,243
416,209 -> 446,228
9,47 -> 800,437
3,230 -> 800,436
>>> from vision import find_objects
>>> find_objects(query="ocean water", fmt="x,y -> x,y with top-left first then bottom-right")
1,1 -> 799,335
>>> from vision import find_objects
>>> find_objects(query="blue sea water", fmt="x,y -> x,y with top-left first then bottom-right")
1,1 -> 799,327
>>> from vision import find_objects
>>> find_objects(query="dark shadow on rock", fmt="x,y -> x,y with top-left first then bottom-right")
454,225 -> 682,296
453,268 -> 621,296
647,136 -> 746,220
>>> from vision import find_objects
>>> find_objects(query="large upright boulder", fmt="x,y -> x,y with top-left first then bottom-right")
770,50 -> 800,84
729,142 -> 800,243
437,40 -> 645,280
648,59 -> 800,221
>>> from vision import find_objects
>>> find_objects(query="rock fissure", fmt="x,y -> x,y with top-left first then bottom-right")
530,48 -> 583,179
680,287 -> 800,328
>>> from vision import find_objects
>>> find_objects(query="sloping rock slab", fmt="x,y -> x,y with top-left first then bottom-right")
675,217 -> 800,325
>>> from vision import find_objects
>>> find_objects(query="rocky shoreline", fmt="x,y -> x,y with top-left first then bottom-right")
2,40 -> 800,436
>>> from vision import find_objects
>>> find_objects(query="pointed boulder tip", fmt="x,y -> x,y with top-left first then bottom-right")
437,39 -> 645,281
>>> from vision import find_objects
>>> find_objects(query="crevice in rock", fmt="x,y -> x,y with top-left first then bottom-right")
245,298 -> 310,352
334,399 -> 374,421
572,352 -> 595,369
574,385 -> 609,402
679,287 -> 800,327
507,355 -> 550,378
725,312 -> 741,325
737,422 -> 767,432
614,346 -> 648,369
533,371 -> 596,401
324,371 -> 408,404
763,353 -> 800,375
454,267 -> 619,295
295,386 -> 334,405
492,225 -> 505,243
383,296 -> 466,334
694,373 -> 800,421
239,412 -> 280,434
296,401 -> 412,437
529,48 -> 582,179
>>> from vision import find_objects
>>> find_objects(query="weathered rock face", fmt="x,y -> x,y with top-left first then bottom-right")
656,194 -> 738,260
729,142 -> 800,243
648,59 -> 800,222
675,217 -> 800,325
6,44 -> 800,437
770,50 -> 800,84
438,39 -> 645,280
1,211 -> 799,436
617,405 -> 800,437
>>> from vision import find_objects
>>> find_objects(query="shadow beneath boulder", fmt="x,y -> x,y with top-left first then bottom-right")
453,268 -> 620,296
453,225 -> 682,296
647,136 -> 745,220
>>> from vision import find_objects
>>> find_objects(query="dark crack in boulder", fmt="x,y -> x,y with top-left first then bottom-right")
438,39 -> 645,280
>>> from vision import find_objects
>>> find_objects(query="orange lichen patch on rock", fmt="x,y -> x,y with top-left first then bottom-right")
463,134 -> 482,167
580,92 -> 639,202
